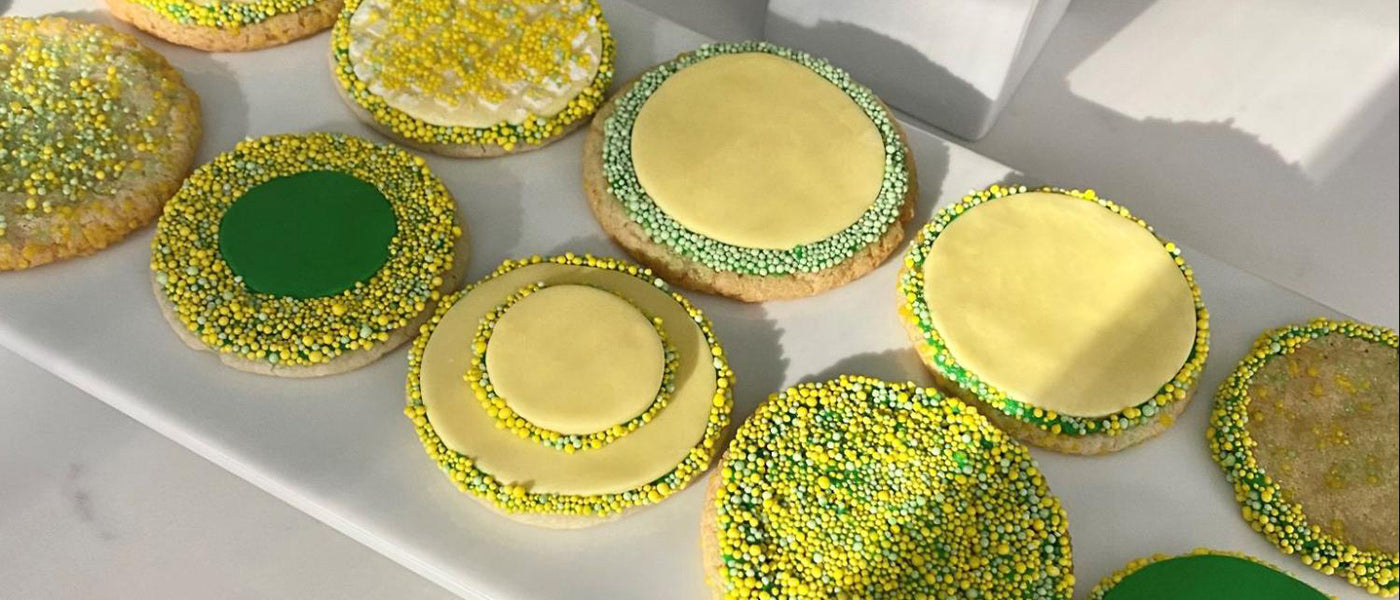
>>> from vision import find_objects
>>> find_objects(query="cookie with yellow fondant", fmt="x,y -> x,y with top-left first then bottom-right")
1210,318 -> 1398,596
105,0 -> 342,52
331,0 -> 615,157
898,185 -> 1210,454
150,133 -> 466,377
1,16 -> 200,271
583,41 -> 917,301
406,254 -> 734,528
701,376 -> 1075,600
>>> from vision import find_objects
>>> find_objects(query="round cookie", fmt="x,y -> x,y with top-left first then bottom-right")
406,254 -> 734,528
583,41 -> 917,302
1,16 -> 200,271
104,0 -> 342,52
702,375 -> 1075,600
898,185 -> 1209,454
150,133 -> 465,377
1209,318 -> 1398,596
1089,550 -> 1330,600
331,0 -> 615,157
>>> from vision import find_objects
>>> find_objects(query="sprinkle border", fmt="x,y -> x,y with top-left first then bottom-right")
405,253 -> 734,517
600,41 -> 912,275
897,184 -> 1211,438
1208,317 -> 1399,596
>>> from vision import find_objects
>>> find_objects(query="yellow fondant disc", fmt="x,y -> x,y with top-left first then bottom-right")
420,263 -> 717,496
922,191 -> 1197,418
629,52 -> 885,250
485,284 -> 664,436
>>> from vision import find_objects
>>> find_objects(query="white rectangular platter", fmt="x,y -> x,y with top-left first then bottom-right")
0,1 -> 1370,598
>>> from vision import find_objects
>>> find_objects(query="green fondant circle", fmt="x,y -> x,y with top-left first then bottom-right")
218,170 -> 397,299
1103,555 -> 1327,600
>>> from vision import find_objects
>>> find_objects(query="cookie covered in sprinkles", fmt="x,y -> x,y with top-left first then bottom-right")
331,0 -> 615,157
150,132 -> 466,377
583,41 -> 917,301
1210,318 -> 1398,596
1,16 -> 200,271
407,254 -> 733,528
702,376 -> 1074,600
105,0 -> 343,52
899,185 -> 1209,454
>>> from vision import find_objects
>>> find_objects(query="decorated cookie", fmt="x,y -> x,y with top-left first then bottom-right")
702,376 -> 1074,600
331,0 -> 614,157
406,254 -> 733,528
151,133 -> 465,377
1089,550 -> 1330,600
583,41 -> 917,301
1,16 -> 200,271
1210,318 -> 1398,596
105,0 -> 342,52
898,185 -> 1209,454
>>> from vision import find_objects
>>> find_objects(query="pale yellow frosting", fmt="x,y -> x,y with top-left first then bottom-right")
346,0 -> 603,128
922,191 -> 1197,418
484,284 -> 664,436
630,52 -> 885,250
420,263 -> 717,496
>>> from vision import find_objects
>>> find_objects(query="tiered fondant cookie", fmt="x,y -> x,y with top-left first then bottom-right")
583,41 -> 917,301
1,16 -> 200,271
702,376 -> 1075,600
332,0 -> 614,157
151,133 -> 466,377
1089,550 -> 1329,600
1210,318 -> 1398,596
105,0 -> 342,51
407,254 -> 734,528
899,185 -> 1209,454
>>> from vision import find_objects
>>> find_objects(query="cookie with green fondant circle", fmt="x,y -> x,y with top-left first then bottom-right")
1,16 -> 200,271
1210,318 -> 1398,596
898,184 -> 1209,454
702,375 -> 1075,600
1089,550 -> 1331,600
105,0 -> 342,52
150,132 -> 467,377
406,254 -> 734,528
583,41 -> 918,301
330,0 -> 615,157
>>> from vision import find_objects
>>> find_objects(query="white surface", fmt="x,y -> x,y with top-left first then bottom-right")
765,0 -> 1071,139
0,2 -> 1387,600
0,347 -> 457,600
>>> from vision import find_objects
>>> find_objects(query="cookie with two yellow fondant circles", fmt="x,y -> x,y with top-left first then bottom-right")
1,16 -> 200,271
151,133 -> 467,377
406,254 -> 734,528
1089,550 -> 1331,600
105,0 -> 343,52
583,41 -> 918,302
899,185 -> 1210,454
701,376 -> 1075,600
1210,319 -> 1398,596
331,0 -> 614,158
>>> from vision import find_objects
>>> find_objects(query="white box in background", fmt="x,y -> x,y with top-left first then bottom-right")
765,0 -> 1071,140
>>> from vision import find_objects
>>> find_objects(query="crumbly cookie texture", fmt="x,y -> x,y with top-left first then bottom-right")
702,376 -> 1075,600
1210,318 -> 1398,596
150,133 -> 464,377
331,0 -> 614,157
1,16 -> 200,271
898,184 -> 1210,454
105,0 -> 342,52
